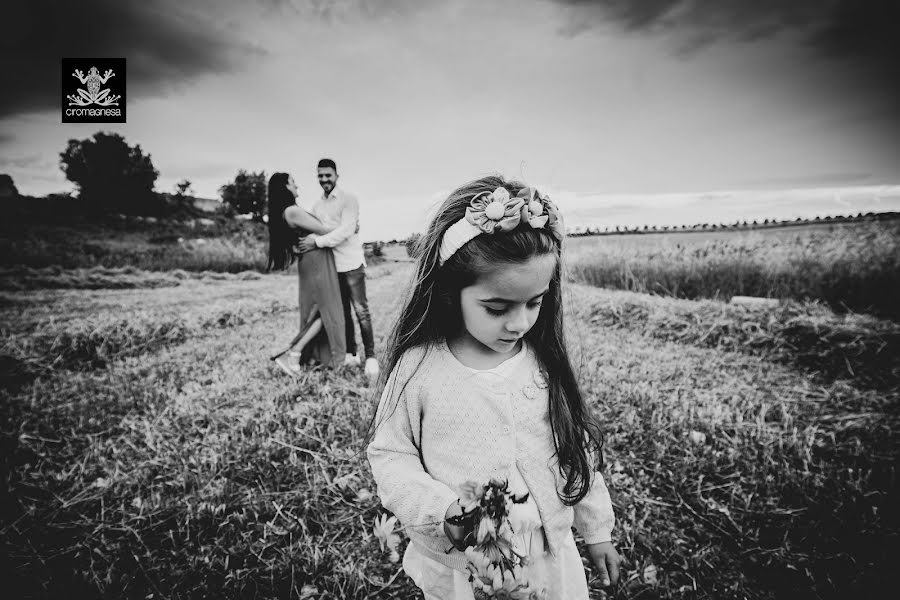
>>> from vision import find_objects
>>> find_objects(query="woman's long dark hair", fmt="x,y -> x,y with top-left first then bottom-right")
371,175 -> 603,505
266,172 -> 297,271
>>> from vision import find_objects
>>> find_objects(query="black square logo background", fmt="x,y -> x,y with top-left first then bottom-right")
61,58 -> 126,123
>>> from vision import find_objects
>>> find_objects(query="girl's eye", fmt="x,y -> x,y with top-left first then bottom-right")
485,302 -> 541,316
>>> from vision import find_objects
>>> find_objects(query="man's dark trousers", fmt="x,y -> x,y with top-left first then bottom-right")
337,265 -> 375,360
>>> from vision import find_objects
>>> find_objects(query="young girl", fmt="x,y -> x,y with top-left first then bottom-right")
367,176 -> 621,598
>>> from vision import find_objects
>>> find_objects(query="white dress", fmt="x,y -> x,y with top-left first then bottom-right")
402,345 -> 591,600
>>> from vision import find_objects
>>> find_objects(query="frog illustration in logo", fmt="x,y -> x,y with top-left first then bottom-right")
67,67 -> 121,107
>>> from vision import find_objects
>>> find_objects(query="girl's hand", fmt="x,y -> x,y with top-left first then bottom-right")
587,541 -> 622,588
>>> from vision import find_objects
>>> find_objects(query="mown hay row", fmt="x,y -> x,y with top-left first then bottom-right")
0,302 -> 290,386
0,265 -> 263,291
584,294 -> 900,389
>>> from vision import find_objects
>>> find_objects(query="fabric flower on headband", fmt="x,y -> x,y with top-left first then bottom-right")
544,197 -> 565,244
519,188 -> 548,229
438,185 -> 566,265
516,187 -> 565,243
465,187 -> 525,234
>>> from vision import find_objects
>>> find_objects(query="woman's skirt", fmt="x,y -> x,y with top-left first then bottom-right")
296,247 -> 346,369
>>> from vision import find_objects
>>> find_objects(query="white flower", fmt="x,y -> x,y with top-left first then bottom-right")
373,514 -> 401,562
476,516 -> 496,544
688,430 -> 707,445
459,480 -> 485,511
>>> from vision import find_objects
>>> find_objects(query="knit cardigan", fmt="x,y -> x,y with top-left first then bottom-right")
366,341 -> 615,572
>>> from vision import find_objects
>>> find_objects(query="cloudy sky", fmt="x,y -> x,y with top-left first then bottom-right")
3,0 -> 899,239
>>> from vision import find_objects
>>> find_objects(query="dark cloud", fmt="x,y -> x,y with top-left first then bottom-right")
549,1 -> 824,38
545,1 -> 900,71
0,0 -> 264,119
546,0 -> 900,123
257,0 -> 425,22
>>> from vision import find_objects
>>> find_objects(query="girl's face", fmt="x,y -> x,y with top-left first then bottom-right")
457,253 -> 557,358
286,176 -> 298,197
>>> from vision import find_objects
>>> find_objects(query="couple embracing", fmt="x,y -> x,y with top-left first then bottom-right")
267,159 -> 379,381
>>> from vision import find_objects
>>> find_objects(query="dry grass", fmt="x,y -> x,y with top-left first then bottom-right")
0,265 -> 263,292
566,220 -> 900,320
579,290 -> 900,390
0,220 -> 269,273
1,263 -> 897,599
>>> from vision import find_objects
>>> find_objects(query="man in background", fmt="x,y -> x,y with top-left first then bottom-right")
297,158 -> 379,381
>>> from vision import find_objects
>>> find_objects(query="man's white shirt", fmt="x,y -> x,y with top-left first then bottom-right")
310,186 -> 365,273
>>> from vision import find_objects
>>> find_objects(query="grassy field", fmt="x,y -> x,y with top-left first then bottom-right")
0,219 -> 401,279
2,258 -> 897,599
566,219 -> 900,320
0,218 -> 270,273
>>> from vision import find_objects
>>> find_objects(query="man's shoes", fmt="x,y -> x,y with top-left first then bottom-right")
364,357 -> 380,381
273,354 -> 301,378
344,353 -> 361,367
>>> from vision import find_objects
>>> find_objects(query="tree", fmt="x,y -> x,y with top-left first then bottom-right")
0,174 -> 18,199
219,170 -> 266,221
60,132 -> 159,214
175,179 -> 193,197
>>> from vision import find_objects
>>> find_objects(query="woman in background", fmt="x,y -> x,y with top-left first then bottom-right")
267,172 -> 346,372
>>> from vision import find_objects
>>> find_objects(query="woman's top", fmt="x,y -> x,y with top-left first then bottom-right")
367,341 -> 615,571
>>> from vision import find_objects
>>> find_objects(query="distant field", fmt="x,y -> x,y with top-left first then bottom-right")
0,219 -> 406,275
566,218 -> 900,320
5,216 -> 897,318
0,218 -> 269,273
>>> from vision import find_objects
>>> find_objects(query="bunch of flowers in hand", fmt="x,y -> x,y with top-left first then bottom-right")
446,479 -> 548,600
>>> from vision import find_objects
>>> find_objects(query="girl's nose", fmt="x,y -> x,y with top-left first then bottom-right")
505,306 -> 529,334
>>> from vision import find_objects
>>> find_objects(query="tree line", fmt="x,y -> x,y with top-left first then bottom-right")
2,131 -> 270,221
570,213 -> 900,237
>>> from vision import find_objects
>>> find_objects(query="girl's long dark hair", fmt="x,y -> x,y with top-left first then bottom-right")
266,172 -> 297,271
371,175 -> 603,505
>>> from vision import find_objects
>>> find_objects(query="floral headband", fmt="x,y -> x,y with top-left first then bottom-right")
438,186 -> 565,265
